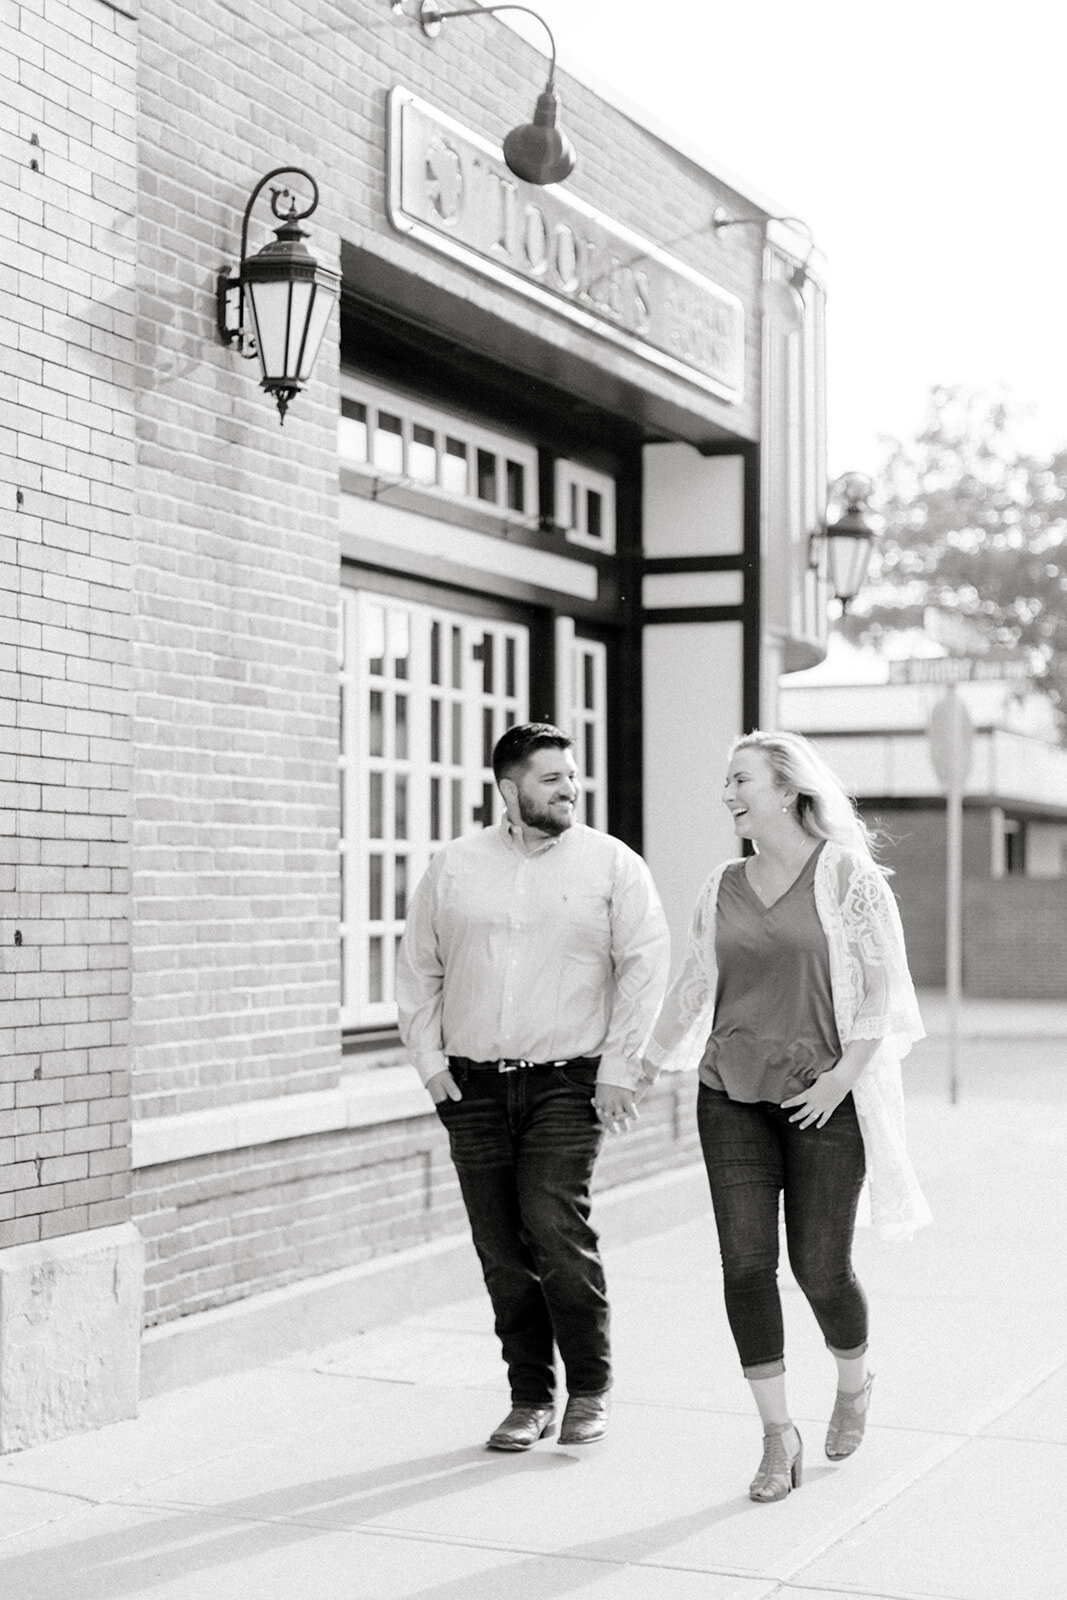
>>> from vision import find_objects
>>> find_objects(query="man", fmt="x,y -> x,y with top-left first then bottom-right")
396,722 -> 670,1450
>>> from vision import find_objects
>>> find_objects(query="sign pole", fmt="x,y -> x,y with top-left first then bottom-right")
945,686 -> 963,1105
927,682 -> 974,1106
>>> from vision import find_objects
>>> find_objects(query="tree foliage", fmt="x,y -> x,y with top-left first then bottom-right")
841,386 -> 1067,731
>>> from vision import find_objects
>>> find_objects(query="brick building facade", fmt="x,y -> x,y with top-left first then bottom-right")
4,0 -> 834,1445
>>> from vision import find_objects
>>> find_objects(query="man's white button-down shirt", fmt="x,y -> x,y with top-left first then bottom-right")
396,817 -> 670,1091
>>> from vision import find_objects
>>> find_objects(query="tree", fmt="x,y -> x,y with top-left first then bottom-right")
841,386 -> 1067,733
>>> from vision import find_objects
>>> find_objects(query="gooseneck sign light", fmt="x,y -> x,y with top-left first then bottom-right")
217,168 -> 340,424
411,1 -> 576,185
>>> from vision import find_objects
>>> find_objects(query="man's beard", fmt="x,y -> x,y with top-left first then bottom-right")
518,792 -> 574,837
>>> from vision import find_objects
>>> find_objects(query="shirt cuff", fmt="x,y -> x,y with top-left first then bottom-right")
411,1049 -> 450,1087
596,1055 -> 652,1093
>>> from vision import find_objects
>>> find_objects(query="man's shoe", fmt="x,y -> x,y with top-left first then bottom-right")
558,1392 -> 610,1445
486,1404 -> 555,1451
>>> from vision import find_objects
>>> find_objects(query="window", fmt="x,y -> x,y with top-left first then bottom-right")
339,376 -> 539,525
556,619 -> 609,831
339,591 -> 529,1029
554,461 -> 616,552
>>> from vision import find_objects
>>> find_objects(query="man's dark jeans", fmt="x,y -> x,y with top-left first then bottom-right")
697,1085 -> 868,1374
435,1060 -> 608,1404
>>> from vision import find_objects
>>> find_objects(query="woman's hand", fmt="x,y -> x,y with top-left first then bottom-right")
781,1067 -> 852,1130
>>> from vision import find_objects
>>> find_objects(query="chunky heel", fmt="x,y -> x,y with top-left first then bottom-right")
749,1422 -> 803,1502
825,1373 -> 874,1460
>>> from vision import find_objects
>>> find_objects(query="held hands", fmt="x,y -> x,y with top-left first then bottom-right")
594,1084 -> 639,1135
426,1069 -> 462,1105
781,1066 -> 852,1130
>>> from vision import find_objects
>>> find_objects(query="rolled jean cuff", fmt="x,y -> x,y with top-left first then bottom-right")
742,1358 -> 785,1380
826,1340 -> 868,1360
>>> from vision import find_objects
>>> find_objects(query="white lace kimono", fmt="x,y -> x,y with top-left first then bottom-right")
646,840 -> 932,1240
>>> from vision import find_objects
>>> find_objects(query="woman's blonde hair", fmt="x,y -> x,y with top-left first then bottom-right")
730,729 -> 887,868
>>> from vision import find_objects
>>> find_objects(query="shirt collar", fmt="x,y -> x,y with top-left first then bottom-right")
499,814 -> 565,857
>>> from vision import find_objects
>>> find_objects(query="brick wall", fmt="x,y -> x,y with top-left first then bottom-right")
135,1074 -> 702,1327
863,804 -> 1067,997
862,804 -> 991,988
964,879 -> 1067,999
0,0 -> 137,1249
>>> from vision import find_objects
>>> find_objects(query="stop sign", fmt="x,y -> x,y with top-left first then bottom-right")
928,689 -> 975,790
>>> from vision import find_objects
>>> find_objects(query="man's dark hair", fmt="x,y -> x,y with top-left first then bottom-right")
492,722 -> 573,784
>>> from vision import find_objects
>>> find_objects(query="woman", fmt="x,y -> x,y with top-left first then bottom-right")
645,730 -> 929,1503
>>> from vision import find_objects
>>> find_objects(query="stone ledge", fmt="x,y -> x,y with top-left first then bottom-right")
132,1067 -> 429,1169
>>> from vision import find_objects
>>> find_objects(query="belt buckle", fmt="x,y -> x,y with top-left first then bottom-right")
497,1058 -> 530,1073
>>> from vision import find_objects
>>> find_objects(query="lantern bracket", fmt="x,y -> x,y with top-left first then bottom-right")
216,166 -> 322,360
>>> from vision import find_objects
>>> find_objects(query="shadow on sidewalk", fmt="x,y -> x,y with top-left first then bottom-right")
0,1439 -> 813,1599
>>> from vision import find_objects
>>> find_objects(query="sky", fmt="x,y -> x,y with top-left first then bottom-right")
504,0 -> 1066,477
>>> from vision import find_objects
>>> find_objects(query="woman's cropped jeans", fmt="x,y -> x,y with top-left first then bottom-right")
697,1084 -> 869,1376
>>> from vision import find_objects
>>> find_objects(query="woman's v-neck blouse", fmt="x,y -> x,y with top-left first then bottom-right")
698,840 -> 840,1103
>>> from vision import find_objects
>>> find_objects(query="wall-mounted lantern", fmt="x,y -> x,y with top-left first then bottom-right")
810,472 -> 884,609
216,168 -> 340,424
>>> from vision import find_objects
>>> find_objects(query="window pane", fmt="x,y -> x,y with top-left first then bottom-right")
368,853 -> 382,920
506,460 -> 525,512
409,423 -> 437,484
583,652 -> 595,710
369,689 -> 383,758
586,489 -> 603,541
451,778 -> 462,838
430,620 -> 441,686
451,702 -> 462,766
372,411 -> 404,473
368,938 -> 383,1004
394,855 -> 408,919
505,636 -> 516,698
451,626 -> 462,688
369,772 -> 383,839
395,694 -> 408,760
479,634 -> 494,694
584,721 -> 596,778
430,698 -> 441,763
476,449 -> 497,503
570,482 -> 579,529
482,707 -> 494,766
395,775 -> 408,840
364,604 -> 385,675
339,400 -> 368,462
442,437 -> 468,495
391,609 -> 410,681
430,776 -> 441,841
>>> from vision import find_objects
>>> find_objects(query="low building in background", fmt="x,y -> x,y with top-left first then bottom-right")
781,653 -> 1067,996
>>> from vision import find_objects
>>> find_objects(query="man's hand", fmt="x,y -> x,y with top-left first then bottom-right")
594,1084 -> 638,1135
426,1069 -> 463,1105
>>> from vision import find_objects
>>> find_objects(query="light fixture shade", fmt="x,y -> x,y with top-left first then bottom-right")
825,509 -> 879,606
241,217 -> 340,420
760,274 -> 805,334
503,89 -> 576,185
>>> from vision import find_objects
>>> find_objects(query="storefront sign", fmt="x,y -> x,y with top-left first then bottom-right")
387,89 -> 745,405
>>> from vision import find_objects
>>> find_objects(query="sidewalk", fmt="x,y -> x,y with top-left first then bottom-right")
0,1031 -> 1064,1600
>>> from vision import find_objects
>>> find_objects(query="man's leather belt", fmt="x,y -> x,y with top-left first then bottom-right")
448,1055 -> 601,1074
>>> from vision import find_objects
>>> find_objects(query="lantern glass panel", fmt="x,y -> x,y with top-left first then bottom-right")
297,283 -> 335,379
827,532 -> 873,604
245,279 -> 294,381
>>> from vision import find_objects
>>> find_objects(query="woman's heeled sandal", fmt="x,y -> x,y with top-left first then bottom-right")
749,1422 -> 803,1502
825,1372 -> 875,1460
